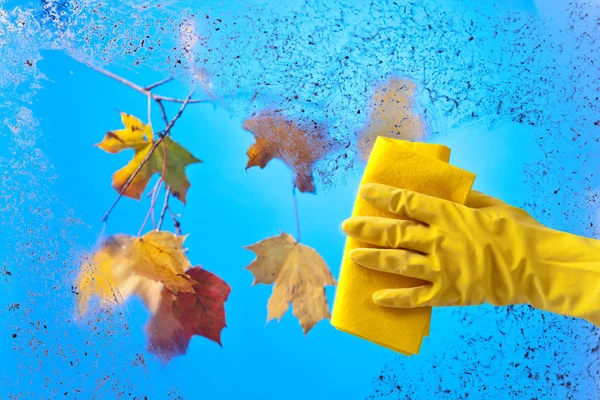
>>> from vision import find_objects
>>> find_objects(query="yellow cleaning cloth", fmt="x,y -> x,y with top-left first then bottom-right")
331,137 -> 476,355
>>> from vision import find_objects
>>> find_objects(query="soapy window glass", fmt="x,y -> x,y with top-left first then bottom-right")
0,0 -> 598,398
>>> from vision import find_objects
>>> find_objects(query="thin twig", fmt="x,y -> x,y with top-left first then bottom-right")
145,77 -> 173,91
150,179 -> 162,228
101,139 -> 163,222
100,94 -> 194,222
138,180 -> 163,236
153,139 -> 168,228
152,140 -> 170,231
147,94 -> 152,125
157,187 -> 171,231
146,178 -> 162,198
163,91 -> 194,135
168,208 -> 182,236
292,186 -> 301,243
139,135 -> 168,234
92,66 -> 208,104
157,99 -> 169,127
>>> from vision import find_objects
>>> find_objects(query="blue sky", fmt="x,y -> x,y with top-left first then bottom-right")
1,0 -> 598,398
22,50 -> 574,399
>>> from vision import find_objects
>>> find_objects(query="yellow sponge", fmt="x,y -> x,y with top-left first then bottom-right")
331,137 -> 476,355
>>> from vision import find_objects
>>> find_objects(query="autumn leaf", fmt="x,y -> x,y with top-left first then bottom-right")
96,112 -> 201,204
126,231 -> 195,294
357,77 -> 425,160
77,232 -> 230,362
146,266 -> 231,362
242,112 -> 335,193
76,235 -> 163,316
244,232 -> 336,334
76,231 -> 195,316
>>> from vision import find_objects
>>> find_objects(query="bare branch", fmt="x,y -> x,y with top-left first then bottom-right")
92,65 -> 148,95
155,94 -> 206,104
92,66 -> 209,104
145,77 -> 173,91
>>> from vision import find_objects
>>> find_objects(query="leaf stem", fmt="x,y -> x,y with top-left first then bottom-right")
293,185 -> 301,243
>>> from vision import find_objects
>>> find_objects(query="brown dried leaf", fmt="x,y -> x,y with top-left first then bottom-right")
242,112 -> 335,193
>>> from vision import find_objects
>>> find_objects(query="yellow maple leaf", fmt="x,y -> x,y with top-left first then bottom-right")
76,235 -> 161,316
76,231 -> 195,317
96,113 -> 201,204
126,231 -> 195,294
244,232 -> 337,334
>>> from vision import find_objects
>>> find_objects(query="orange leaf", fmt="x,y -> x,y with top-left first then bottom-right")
146,267 -> 231,362
242,112 -> 335,193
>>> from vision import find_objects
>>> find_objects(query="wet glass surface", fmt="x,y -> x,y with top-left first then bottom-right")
0,0 -> 598,398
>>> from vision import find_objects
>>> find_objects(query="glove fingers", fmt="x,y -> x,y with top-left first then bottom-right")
342,216 -> 435,253
358,183 -> 446,225
465,190 -> 509,208
372,286 -> 436,308
349,248 -> 436,282
467,191 -> 541,226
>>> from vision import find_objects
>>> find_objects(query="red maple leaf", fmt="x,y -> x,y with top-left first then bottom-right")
146,266 -> 231,362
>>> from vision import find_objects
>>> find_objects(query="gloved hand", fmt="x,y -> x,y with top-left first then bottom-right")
342,182 -> 600,326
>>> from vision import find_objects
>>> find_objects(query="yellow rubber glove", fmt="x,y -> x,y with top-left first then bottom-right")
342,182 -> 600,326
